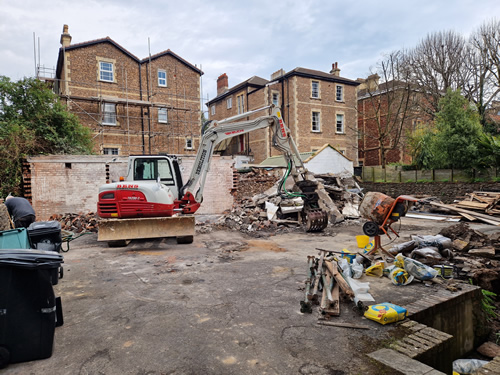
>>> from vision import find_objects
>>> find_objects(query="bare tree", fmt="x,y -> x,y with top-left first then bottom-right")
466,19 -> 500,126
358,51 -> 419,167
407,31 -> 468,117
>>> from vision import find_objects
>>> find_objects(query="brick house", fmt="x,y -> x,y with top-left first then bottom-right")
357,74 -> 430,166
54,25 -> 203,156
206,63 -> 360,164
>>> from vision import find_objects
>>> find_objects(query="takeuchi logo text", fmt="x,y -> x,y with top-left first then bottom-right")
224,129 -> 244,136
117,184 -> 139,189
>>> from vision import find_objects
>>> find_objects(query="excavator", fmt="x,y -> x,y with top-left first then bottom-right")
97,105 -> 328,246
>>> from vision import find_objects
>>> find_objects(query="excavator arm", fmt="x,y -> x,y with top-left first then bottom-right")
177,105 -> 328,231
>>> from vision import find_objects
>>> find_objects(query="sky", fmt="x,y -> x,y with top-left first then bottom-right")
1,0 -> 498,111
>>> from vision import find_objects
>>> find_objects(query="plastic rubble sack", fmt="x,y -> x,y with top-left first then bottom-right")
388,240 -> 417,255
452,359 -> 489,374
351,260 -> 364,279
395,254 -> 438,281
411,234 -> 452,251
364,240 -> 375,253
338,258 -> 352,278
364,302 -> 407,325
389,267 -> 414,286
410,247 -> 442,261
365,262 -> 384,277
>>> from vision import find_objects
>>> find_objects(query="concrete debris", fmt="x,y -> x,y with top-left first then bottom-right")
215,168 -> 363,234
435,223 -> 500,292
49,212 -> 99,233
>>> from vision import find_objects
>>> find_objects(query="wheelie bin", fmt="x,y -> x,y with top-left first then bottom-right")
0,249 -> 63,368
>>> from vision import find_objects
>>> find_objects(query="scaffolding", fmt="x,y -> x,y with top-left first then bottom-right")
37,62 -> 206,156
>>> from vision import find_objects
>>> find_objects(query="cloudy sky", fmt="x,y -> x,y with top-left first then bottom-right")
1,0 -> 498,109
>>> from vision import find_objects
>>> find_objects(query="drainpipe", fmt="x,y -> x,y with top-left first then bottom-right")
246,91 -> 250,155
145,60 -> 152,155
138,62 -> 145,154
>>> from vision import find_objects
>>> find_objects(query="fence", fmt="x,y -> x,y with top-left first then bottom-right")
362,166 -> 499,183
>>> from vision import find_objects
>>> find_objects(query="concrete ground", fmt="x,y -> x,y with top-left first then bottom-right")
4,218 -> 499,375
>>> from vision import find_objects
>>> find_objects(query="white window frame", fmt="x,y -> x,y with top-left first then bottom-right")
185,138 -> 193,150
272,92 -> 279,106
237,94 -> 245,114
227,97 -> 232,109
158,69 -> 167,87
211,105 -> 215,116
312,111 -> 321,132
158,107 -> 168,123
99,61 -> 114,82
103,147 -> 119,155
311,81 -> 320,99
102,103 -> 117,125
336,85 -> 343,102
336,114 -> 345,134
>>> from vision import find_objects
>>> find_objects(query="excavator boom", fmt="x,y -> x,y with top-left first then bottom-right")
177,105 -> 328,231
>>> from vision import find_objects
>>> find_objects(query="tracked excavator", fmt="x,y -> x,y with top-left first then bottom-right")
97,105 -> 328,246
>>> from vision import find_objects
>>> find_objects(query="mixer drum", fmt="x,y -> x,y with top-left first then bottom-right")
359,192 -> 395,225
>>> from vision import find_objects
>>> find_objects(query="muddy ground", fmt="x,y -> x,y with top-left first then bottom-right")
4,217 -> 500,375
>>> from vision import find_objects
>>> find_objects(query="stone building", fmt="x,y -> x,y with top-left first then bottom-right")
206,64 -> 360,164
54,25 -> 203,156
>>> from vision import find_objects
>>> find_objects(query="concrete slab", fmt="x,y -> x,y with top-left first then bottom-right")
3,218 -> 498,374
368,348 -> 445,374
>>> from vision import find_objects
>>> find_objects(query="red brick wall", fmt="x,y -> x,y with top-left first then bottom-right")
28,155 -> 234,219
208,73 -> 359,164
59,42 -> 201,156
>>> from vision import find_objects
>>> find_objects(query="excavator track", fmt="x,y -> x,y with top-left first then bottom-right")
305,209 -> 328,232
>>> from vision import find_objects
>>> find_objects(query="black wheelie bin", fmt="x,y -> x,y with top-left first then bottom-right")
0,249 -> 63,368
27,221 -> 62,252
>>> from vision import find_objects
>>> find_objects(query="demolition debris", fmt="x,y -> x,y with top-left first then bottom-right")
215,168 -> 363,233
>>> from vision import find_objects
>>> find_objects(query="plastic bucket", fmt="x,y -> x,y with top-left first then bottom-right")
356,235 -> 370,248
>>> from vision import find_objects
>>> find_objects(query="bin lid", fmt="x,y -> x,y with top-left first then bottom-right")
27,220 -> 61,235
0,249 -> 63,268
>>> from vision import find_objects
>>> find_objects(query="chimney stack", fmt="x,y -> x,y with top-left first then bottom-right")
330,62 -> 340,76
270,68 -> 285,81
217,73 -> 228,95
60,24 -> 72,47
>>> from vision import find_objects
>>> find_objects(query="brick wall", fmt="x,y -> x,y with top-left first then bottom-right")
207,71 -> 359,165
28,155 -> 234,220
58,40 -> 201,156
290,76 -> 358,163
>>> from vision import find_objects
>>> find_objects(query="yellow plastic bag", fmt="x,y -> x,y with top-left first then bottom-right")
365,262 -> 384,277
390,267 -> 414,286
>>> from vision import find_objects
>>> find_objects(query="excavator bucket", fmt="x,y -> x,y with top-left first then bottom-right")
98,215 -> 195,242
305,210 -> 328,232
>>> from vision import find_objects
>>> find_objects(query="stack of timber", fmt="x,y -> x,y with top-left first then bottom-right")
300,250 -> 354,319
429,191 -> 500,226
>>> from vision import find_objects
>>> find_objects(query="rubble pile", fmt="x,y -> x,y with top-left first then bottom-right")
438,223 -> 500,292
49,212 -> 99,233
214,168 -> 363,234
314,173 -> 363,219
234,169 -> 281,201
